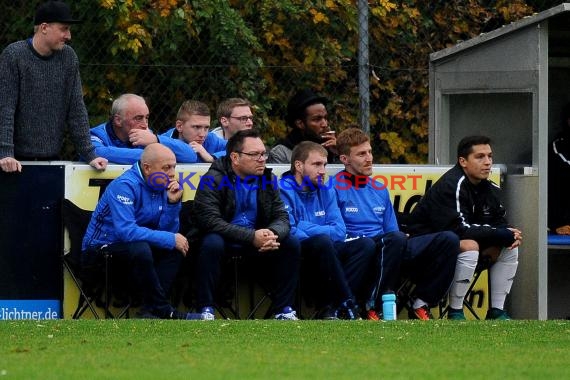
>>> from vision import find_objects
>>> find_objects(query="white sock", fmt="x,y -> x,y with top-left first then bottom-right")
413,298 -> 427,309
489,247 -> 518,310
449,250 -> 478,309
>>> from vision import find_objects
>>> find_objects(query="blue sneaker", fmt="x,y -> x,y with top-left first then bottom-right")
200,306 -> 215,320
275,306 -> 298,320
448,308 -> 466,320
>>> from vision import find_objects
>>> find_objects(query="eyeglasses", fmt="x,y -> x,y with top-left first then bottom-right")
236,151 -> 269,160
229,115 -> 254,123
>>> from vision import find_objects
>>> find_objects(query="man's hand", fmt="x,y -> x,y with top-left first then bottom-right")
129,129 -> 158,147
0,157 -> 22,173
555,225 -> 570,235
507,227 -> 522,249
190,142 -> 214,163
253,228 -> 280,252
166,179 -> 183,203
174,232 -> 189,256
321,132 -> 337,154
89,157 -> 108,171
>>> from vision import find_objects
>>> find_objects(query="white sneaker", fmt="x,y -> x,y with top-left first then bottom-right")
274,306 -> 298,320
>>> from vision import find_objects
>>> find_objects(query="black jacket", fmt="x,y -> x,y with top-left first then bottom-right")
548,135 -> 570,229
407,163 -> 514,248
191,157 -> 290,244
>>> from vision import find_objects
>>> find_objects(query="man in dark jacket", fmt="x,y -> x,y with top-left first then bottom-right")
192,129 -> 301,320
548,102 -> 570,234
409,135 -> 522,320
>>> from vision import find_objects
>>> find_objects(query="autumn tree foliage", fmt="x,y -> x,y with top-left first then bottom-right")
1,0 -> 538,162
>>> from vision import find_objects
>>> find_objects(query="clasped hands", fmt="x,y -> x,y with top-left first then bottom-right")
253,228 -> 280,252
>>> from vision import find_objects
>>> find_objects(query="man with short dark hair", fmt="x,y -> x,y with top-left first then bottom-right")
280,141 -> 376,319
210,98 -> 254,140
192,129 -> 301,320
408,135 -> 521,320
268,89 -> 337,164
0,1 -> 107,172
332,128 -> 458,320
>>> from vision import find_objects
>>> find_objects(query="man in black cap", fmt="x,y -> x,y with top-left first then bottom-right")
268,89 -> 337,164
0,1 -> 107,173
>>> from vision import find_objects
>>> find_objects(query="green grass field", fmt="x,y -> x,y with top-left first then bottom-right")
1,320 -> 569,379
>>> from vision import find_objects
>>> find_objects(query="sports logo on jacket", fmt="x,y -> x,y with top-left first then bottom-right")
344,201 -> 359,213
117,194 -> 133,205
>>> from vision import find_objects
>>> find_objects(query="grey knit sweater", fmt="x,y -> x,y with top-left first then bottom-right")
0,39 -> 96,161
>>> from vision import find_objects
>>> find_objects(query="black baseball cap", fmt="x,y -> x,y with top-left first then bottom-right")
34,1 -> 81,25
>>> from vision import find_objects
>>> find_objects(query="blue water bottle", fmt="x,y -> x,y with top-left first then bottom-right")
382,292 -> 397,321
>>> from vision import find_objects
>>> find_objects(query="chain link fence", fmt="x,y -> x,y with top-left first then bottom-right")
1,1 -> 539,163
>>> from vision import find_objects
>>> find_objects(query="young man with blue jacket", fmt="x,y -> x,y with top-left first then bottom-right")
82,143 -> 209,319
332,128 -> 458,320
90,93 -> 198,164
160,100 -> 226,163
280,141 -> 376,319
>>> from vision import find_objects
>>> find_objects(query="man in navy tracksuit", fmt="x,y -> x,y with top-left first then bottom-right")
332,128 -> 458,320
90,93 -> 198,164
82,143 -> 207,319
160,100 -> 226,163
280,141 -> 376,319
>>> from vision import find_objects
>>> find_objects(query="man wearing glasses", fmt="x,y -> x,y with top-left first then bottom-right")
160,100 -> 226,163
90,93 -> 198,164
211,98 -> 254,140
191,129 -> 301,320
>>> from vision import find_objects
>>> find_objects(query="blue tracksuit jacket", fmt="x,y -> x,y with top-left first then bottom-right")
332,171 -> 399,239
160,127 -> 226,163
89,121 -> 198,164
279,172 -> 346,242
82,162 -> 181,251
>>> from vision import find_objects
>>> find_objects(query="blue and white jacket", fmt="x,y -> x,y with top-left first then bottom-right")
160,127 -> 227,163
279,171 -> 346,242
82,162 -> 181,251
332,170 -> 399,239
90,121 -> 198,164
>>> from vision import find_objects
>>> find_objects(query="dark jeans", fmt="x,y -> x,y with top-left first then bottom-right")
403,231 -> 459,306
333,237 -> 377,302
195,232 -> 301,314
83,241 -> 182,317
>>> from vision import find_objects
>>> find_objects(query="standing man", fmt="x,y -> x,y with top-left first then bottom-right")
0,1 -> 107,172
408,135 -> 521,320
332,128 -> 458,320
82,144 -> 207,320
192,129 -> 301,320
268,89 -> 337,164
280,141 -> 376,319
90,93 -> 197,164
161,100 -> 226,163
211,98 -> 254,140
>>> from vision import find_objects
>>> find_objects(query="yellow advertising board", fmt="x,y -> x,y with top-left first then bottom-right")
63,163 -> 500,319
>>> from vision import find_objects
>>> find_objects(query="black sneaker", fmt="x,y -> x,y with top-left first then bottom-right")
316,306 -> 339,320
169,310 -> 211,320
338,300 -> 361,320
